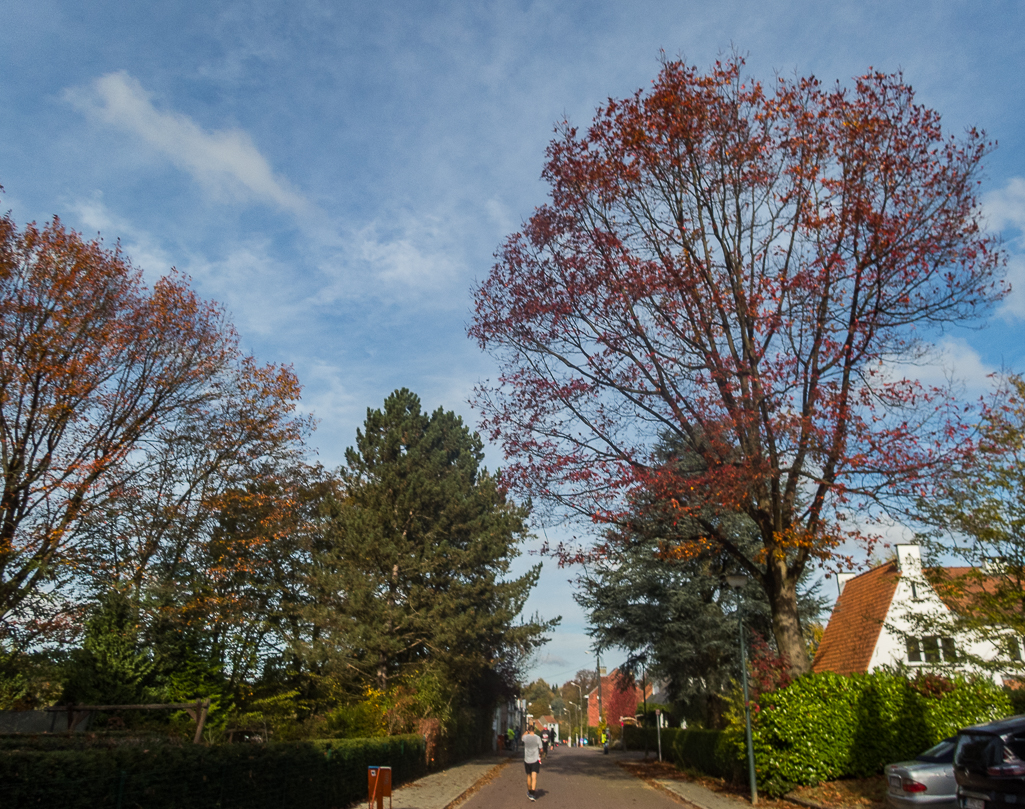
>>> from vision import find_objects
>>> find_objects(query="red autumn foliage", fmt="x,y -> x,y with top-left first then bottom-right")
748,631 -> 792,702
604,669 -> 643,728
469,57 -> 1006,674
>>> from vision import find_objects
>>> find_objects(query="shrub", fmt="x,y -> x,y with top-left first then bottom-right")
0,734 -> 427,808
742,671 -> 1010,796
622,726 -> 737,780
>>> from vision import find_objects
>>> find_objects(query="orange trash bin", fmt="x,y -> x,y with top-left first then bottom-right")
368,766 -> 392,809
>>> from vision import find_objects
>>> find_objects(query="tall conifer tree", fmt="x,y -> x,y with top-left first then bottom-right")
321,389 -> 554,693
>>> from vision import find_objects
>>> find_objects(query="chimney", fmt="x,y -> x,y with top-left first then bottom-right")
896,544 -> 923,574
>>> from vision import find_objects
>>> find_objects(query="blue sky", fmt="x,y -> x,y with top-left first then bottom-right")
2,1 -> 1024,687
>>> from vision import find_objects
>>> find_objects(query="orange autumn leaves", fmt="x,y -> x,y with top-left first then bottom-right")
0,211 -> 310,642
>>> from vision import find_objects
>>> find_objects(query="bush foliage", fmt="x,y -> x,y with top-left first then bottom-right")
626,672 -> 1011,796
742,671 -> 1011,795
0,734 -> 427,809
623,726 -> 737,780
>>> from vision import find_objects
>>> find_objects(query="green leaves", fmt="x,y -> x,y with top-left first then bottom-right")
740,671 -> 1010,795
314,388 -> 556,700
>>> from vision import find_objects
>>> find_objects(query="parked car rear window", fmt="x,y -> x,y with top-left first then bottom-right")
918,737 -> 957,763
956,733 -> 1005,771
1005,733 -> 1025,760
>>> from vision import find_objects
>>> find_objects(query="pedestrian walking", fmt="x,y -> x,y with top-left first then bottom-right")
522,724 -> 542,801
540,725 -> 549,759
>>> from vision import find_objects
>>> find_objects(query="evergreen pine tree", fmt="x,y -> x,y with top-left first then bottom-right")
318,389 -> 555,694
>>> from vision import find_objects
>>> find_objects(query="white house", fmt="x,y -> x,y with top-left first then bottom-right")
813,544 -> 1018,684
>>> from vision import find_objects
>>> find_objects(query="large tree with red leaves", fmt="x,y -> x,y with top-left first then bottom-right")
469,58 -> 1006,674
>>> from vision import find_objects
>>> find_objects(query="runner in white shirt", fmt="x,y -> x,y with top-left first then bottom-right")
522,724 -> 543,801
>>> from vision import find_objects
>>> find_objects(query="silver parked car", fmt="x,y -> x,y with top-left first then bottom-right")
886,737 -> 959,809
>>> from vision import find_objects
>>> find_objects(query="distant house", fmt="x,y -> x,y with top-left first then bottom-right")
813,544 -> 1018,684
586,667 -> 654,727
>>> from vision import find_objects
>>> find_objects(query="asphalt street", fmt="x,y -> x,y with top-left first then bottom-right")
459,746 -> 685,809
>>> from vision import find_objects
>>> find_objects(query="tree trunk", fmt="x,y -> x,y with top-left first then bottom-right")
377,561 -> 401,691
765,559 -> 811,676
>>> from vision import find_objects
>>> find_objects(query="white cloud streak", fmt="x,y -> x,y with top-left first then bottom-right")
66,71 -> 310,215
983,177 -> 1025,234
981,177 -> 1025,320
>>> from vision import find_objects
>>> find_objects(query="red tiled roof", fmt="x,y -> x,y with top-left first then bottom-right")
929,566 -> 1004,613
812,561 -> 900,675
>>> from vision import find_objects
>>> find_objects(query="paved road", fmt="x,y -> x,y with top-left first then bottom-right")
459,746 -> 683,809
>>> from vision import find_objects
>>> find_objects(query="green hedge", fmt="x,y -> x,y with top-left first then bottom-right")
748,672 -> 1011,796
622,726 -> 737,780
0,734 -> 427,808
0,731 -> 181,751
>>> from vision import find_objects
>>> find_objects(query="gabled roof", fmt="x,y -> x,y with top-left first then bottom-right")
812,561 -> 900,675
929,566 -> 1005,614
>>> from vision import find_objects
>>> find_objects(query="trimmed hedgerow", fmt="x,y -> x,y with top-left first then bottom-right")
623,673 -> 1010,797
623,726 -> 738,780
748,671 -> 1010,796
672,728 -> 737,780
0,734 -> 427,808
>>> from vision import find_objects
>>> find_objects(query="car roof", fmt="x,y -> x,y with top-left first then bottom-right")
960,715 -> 1025,736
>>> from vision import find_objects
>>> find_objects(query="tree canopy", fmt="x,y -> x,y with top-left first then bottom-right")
915,374 -> 1025,671
0,211 -> 310,656
315,388 -> 556,696
470,57 -> 1006,673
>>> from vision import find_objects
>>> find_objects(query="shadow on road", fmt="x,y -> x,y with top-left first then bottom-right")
537,747 -> 645,780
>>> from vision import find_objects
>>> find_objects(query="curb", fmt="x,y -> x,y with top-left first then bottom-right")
782,796 -> 831,809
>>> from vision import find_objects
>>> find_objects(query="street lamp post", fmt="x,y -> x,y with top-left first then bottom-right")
568,681 -> 584,746
726,573 -> 758,805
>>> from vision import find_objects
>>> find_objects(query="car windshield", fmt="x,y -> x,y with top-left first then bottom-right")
918,737 -> 957,764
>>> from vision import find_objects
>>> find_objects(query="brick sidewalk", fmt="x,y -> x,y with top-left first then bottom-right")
388,752 -> 512,809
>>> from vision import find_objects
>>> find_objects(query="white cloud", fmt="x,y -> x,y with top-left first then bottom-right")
69,195 -> 174,282
309,213 -> 470,306
980,177 -> 1025,321
355,218 -> 462,291
66,72 -> 310,216
982,177 -> 1025,234
927,337 -> 999,394
1001,253 -> 1025,320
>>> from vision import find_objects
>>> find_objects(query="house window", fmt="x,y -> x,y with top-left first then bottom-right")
906,636 -> 957,664
1008,637 -> 1021,662
940,637 -> 957,662
910,582 -> 919,600
907,638 -> 922,663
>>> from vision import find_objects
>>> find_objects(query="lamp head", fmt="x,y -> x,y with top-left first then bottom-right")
725,573 -> 749,590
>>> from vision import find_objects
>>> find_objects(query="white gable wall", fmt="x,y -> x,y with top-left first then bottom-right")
866,545 -> 1010,684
